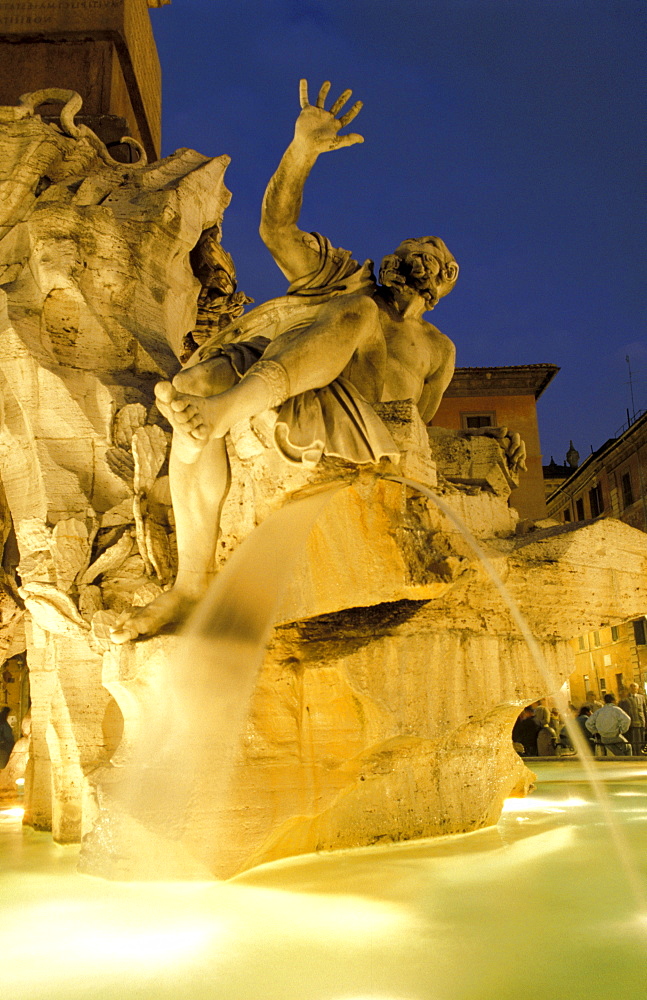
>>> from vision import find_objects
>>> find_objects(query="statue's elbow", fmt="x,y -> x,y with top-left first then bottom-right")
259,218 -> 272,246
444,338 -> 457,371
259,218 -> 290,255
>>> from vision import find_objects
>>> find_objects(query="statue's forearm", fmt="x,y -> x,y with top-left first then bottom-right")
260,139 -> 318,239
260,90 -> 363,274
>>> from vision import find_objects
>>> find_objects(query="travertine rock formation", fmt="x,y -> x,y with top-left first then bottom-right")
78,415 -> 647,879
0,91 -> 232,840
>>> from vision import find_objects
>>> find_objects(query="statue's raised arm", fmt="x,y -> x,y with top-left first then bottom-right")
259,80 -> 363,283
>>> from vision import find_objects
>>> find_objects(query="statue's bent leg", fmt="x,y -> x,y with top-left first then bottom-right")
110,436 -> 230,643
166,294 -> 383,439
111,357 -> 237,643
263,293 -> 384,398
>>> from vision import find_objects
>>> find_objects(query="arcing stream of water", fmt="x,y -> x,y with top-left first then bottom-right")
95,466 -> 647,910
88,483 -> 345,877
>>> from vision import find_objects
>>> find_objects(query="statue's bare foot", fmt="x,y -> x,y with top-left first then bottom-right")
156,380 -> 227,436
154,381 -> 220,463
110,588 -> 197,644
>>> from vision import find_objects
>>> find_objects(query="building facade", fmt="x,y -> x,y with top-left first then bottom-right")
433,363 -> 559,520
546,410 -> 647,532
547,410 -> 647,701
568,619 -> 647,705
0,0 -> 164,159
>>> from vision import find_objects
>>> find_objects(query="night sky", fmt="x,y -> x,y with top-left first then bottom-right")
150,0 -> 644,466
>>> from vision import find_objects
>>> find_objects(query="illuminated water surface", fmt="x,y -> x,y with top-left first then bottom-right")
2,761 -> 646,1000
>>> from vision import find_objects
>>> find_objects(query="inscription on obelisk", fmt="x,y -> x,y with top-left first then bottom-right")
0,0 -> 164,158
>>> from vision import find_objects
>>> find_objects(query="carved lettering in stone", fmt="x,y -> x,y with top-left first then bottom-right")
0,0 -> 124,25
0,1 -> 122,10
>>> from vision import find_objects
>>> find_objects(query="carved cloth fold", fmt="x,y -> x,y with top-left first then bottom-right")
185,233 -> 400,468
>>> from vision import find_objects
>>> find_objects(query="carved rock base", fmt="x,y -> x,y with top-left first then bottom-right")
78,480 -> 647,879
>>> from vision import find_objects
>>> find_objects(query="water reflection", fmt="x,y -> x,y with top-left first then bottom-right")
3,763 -> 647,1000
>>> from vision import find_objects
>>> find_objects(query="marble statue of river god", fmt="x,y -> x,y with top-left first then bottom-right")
111,79 -> 524,644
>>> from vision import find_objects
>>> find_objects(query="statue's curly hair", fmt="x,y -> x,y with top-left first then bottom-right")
379,237 -> 459,298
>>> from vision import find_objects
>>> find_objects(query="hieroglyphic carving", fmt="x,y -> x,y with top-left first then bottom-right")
0,0 -> 123,28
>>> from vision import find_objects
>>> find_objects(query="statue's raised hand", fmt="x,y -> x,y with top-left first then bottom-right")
295,79 -> 363,153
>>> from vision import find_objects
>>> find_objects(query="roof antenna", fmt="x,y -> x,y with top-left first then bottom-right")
626,355 -> 636,423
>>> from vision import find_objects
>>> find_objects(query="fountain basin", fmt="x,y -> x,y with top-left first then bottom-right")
4,759 -> 646,1000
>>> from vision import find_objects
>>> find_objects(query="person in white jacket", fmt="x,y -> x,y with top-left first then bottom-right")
585,693 -> 632,756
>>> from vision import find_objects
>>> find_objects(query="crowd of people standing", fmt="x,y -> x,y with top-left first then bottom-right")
512,684 -> 647,758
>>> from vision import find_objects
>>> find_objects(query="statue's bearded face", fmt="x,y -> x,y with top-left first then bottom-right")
379,237 -> 459,310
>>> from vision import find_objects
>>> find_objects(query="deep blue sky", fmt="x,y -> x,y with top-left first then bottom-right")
150,0 -> 644,465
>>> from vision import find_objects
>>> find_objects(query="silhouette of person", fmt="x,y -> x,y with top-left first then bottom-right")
585,693 -> 631,756
0,706 -> 15,769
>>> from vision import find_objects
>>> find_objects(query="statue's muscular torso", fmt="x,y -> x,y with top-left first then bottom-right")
338,290 -> 456,423
378,302 -> 455,415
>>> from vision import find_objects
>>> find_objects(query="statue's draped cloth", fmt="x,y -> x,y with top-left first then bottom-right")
185,234 -> 400,467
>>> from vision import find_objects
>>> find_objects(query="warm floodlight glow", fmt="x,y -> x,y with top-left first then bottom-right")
5,906 -> 222,990
224,885 -> 411,940
0,807 -> 24,820
501,795 -> 588,813
3,880 -> 412,997
2,761 -> 646,999
610,911 -> 647,937
15,777 -> 24,786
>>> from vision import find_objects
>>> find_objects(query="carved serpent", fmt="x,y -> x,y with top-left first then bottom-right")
18,88 -> 148,168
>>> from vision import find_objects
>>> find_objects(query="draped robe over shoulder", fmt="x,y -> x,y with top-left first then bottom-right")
185,234 -> 401,467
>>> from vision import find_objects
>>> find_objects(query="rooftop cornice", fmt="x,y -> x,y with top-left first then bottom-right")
444,364 -> 559,400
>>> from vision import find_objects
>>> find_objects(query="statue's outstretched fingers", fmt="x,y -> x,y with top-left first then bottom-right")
316,81 -> 331,108
339,101 -> 363,128
329,89 -> 352,116
299,79 -> 310,108
334,133 -> 364,148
